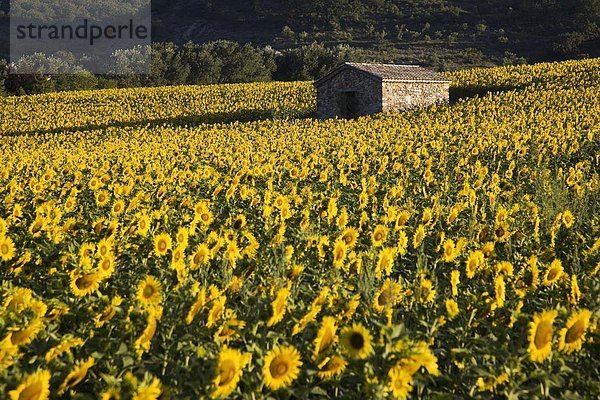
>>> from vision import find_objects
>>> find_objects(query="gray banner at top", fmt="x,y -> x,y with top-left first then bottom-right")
10,0 -> 151,74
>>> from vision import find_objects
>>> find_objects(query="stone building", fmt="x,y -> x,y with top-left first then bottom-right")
314,63 -> 451,119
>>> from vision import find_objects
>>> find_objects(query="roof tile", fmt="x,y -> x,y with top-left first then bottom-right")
315,63 -> 451,85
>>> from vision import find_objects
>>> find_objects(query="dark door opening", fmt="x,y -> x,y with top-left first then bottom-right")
339,91 -> 358,119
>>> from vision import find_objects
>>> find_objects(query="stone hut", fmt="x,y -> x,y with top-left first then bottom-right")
314,63 -> 451,119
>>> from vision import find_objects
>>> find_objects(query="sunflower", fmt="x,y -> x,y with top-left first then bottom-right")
136,214 -> 151,236
224,240 -> 241,267
412,224 -> 426,248
395,210 -> 411,228
267,286 -> 291,327
212,346 -> 252,398
207,296 -> 227,328
375,247 -> 396,278
0,235 -> 16,261
1,336 -> 18,369
96,190 -> 110,207
450,270 -> 460,296
28,217 -> 45,237
466,250 -> 485,279
494,275 -> 505,308
418,278 -> 436,303
442,239 -> 457,262
9,369 -> 51,400
407,341 -> 439,376
171,245 -> 185,268
481,242 -> 495,258
340,323 -> 374,359
45,337 -> 84,362
373,279 -> 402,313
111,199 -> 125,216
174,226 -> 188,244
496,261 -> 514,277
388,364 -> 413,400
4,287 -> 33,311
100,387 -> 121,400
543,259 -> 564,286
190,243 -> 210,270
97,238 -> 113,258
292,304 -> 322,336
313,316 -> 338,359
561,210 -> 574,228
396,231 -> 408,255
98,255 -> 115,279
58,357 -> 95,394
133,377 -> 162,400
134,315 -> 158,356
8,318 -> 45,347
262,345 -> 303,390
528,309 -> 557,362
70,269 -> 101,297
569,274 -> 581,305
371,224 -> 388,247
332,240 -> 347,269
136,275 -> 162,310
558,309 -> 593,354
232,215 -> 247,230
153,233 -> 172,257
186,287 -> 207,325
195,203 -> 214,227
445,299 -> 459,319
94,296 -> 123,328
528,255 -> 539,288
317,355 -> 347,380
339,227 -> 358,247
0,218 -> 7,236
79,242 -> 95,259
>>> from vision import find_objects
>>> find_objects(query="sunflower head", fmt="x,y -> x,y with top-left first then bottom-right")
528,309 -> 557,362
372,225 -> 388,247
317,355 -> 347,380
190,243 -> 210,270
340,323 -> 374,359
9,369 -> 51,400
153,233 -> 172,257
267,286 -> 291,327
340,228 -> 358,247
136,275 -> 162,309
388,364 -> 413,400
0,235 -> 16,262
543,259 -> 564,286
313,316 -> 338,359
70,269 -> 101,297
58,357 -> 95,395
262,345 -> 303,390
373,279 -> 402,313
558,309 -> 593,354
212,346 -> 251,398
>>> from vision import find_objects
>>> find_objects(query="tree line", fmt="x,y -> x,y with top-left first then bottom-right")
0,41 -> 365,95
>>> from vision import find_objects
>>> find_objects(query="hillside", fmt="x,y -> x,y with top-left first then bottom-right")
0,0 -> 599,68
0,59 -> 599,398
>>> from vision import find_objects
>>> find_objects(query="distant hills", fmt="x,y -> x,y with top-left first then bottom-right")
1,0 -> 598,69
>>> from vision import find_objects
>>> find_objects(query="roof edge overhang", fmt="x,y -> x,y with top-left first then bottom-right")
313,63 -> 382,87
382,78 -> 452,84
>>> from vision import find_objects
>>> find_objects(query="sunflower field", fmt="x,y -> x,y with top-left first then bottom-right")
0,58 -> 599,399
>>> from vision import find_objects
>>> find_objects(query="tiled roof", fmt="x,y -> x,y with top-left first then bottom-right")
314,62 -> 451,86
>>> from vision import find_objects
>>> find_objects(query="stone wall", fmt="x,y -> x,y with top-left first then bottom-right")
381,81 -> 449,112
315,69 -> 382,119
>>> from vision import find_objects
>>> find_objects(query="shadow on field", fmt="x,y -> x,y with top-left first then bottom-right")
1,108 -> 316,137
449,83 -> 525,102
448,74 -> 552,102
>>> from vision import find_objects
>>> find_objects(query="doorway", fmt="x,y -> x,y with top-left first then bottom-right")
339,91 -> 358,119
